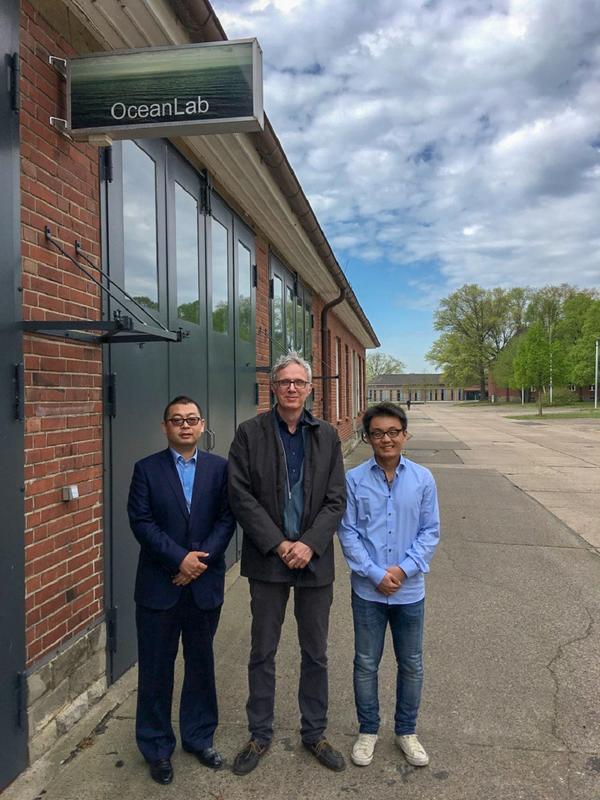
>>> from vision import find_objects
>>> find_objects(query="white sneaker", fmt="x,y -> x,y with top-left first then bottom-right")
395,734 -> 429,766
351,733 -> 378,766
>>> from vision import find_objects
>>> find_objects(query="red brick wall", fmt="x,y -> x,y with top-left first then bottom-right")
487,372 -> 521,402
322,309 -> 366,439
21,2 -> 103,666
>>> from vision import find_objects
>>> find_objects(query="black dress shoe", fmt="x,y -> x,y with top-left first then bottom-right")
149,758 -> 173,784
184,745 -> 223,769
232,739 -> 269,776
303,739 -> 346,772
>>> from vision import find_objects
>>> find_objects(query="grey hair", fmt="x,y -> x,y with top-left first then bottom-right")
271,351 -> 312,384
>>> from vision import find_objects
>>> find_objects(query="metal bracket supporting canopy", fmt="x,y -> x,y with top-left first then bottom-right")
23,226 -> 183,344
23,313 -> 182,344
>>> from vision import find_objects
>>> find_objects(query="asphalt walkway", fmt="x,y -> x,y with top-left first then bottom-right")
7,405 -> 600,800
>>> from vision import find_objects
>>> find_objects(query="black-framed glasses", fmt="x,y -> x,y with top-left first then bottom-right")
273,379 -> 310,389
167,416 -> 203,427
365,428 -> 406,440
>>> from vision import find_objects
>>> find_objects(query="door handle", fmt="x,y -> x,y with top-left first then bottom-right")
205,428 -> 216,451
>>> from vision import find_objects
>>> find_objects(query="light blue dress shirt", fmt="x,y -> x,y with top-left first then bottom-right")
170,448 -> 197,512
338,455 -> 440,604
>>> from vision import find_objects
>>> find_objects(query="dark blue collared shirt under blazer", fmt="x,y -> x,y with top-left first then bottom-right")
275,410 -> 308,541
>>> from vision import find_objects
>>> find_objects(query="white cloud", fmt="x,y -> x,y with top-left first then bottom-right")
219,0 -> 600,306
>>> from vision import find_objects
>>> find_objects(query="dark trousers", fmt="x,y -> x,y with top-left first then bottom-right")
135,588 -> 221,762
247,579 -> 333,745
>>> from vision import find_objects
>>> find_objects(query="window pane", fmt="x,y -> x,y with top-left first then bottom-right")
237,240 -> 252,342
175,183 -> 199,323
285,286 -> 295,351
272,274 -> 283,360
123,141 -> 158,310
211,218 -> 229,334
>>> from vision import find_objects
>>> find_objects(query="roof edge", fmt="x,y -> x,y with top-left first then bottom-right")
168,0 -> 380,348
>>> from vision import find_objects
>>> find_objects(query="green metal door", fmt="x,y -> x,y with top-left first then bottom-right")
0,0 -> 29,785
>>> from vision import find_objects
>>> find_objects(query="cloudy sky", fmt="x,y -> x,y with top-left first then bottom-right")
221,0 -> 600,370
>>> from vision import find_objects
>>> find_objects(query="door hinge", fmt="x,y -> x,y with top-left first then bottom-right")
255,382 -> 259,405
9,53 -> 20,114
269,278 -> 274,299
14,362 -> 24,421
104,372 -> 117,417
252,264 -> 257,288
16,671 -> 27,730
101,146 -> 113,183
200,169 -> 211,216
106,608 -> 117,653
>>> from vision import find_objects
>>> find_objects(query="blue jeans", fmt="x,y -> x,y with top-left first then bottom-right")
351,591 -> 424,735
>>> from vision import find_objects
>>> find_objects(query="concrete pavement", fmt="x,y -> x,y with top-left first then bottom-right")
420,403 -> 600,550
6,404 -> 600,800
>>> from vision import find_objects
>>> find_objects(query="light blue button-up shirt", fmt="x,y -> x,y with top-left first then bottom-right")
338,455 -> 440,604
170,448 -> 197,512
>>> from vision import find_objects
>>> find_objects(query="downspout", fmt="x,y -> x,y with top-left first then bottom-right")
320,288 -> 345,421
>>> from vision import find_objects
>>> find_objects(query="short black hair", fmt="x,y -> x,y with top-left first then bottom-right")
362,402 -> 407,434
163,395 -> 203,422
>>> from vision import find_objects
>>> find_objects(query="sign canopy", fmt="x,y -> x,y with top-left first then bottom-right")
67,39 -> 263,140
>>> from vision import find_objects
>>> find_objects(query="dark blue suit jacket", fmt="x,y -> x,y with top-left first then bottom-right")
128,448 -> 236,610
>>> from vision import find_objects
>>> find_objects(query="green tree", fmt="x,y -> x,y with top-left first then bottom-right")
426,331 -> 481,387
132,295 -> 159,311
526,285 -> 575,330
567,300 -> 600,387
427,284 -> 527,396
556,290 -> 597,348
177,300 -> 200,324
212,301 -> 228,334
488,286 -> 529,352
491,334 -> 523,396
513,322 -> 567,415
527,286 -> 598,400
366,352 -> 406,382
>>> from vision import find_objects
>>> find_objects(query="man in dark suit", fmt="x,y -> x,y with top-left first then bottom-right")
128,395 -> 235,785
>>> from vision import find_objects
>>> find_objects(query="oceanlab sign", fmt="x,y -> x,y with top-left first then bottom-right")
67,39 -> 263,140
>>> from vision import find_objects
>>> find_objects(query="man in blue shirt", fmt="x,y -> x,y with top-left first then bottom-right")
338,402 -> 440,769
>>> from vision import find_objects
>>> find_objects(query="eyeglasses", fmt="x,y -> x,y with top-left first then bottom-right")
367,428 -> 406,440
167,416 -> 203,427
273,379 -> 310,389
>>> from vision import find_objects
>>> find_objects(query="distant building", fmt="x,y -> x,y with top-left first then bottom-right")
487,372 -> 522,403
368,373 -> 478,403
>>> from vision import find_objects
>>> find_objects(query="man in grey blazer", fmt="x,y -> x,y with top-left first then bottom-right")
228,353 -> 347,775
